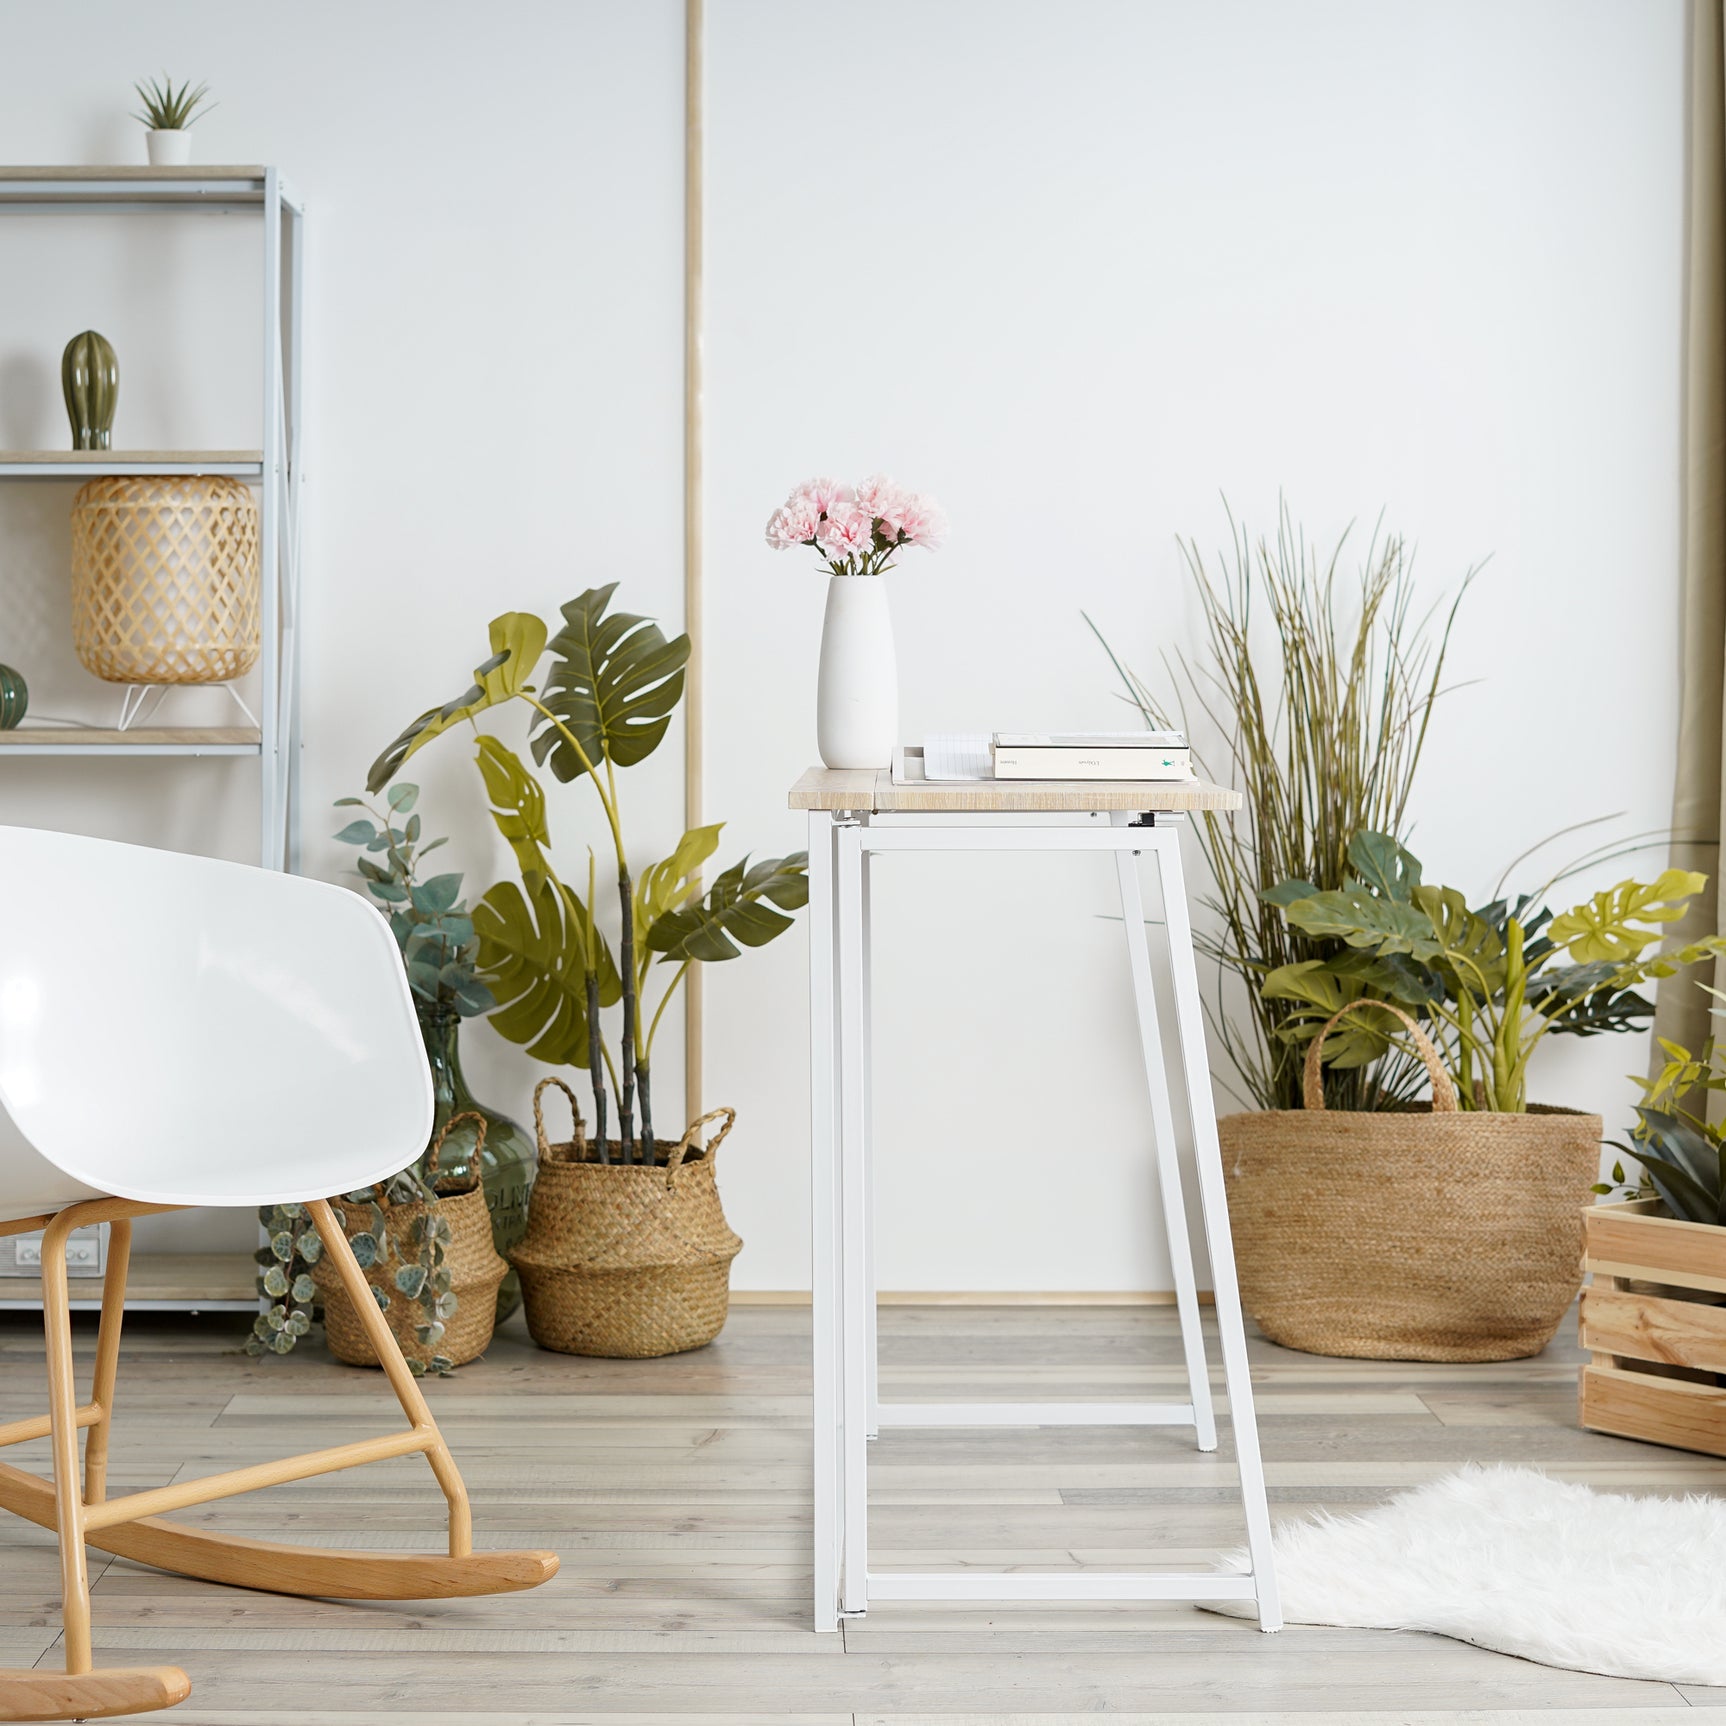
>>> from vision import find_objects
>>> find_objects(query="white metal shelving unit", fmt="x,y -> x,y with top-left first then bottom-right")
0,166 -> 305,873
0,167 -> 306,1314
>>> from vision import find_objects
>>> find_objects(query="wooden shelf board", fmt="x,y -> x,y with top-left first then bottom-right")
789,766 -> 1244,814
0,726 -> 260,751
0,449 -> 261,464
0,165 -> 270,180
0,1252 -> 256,1311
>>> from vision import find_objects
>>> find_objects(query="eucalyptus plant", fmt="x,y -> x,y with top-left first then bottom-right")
331,785 -> 494,1019
1090,501 -> 1473,1110
367,585 -> 807,1165
1265,831 -> 1726,1112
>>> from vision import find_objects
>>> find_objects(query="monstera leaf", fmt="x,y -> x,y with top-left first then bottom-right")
1261,962 -> 1421,1068
1548,869 -> 1705,964
367,612 -> 548,792
474,735 -> 552,887
474,874 -> 620,1066
1347,830 -> 1422,901
1282,884 -> 1440,959
634,824 -> 724,958
531,585 -> 690,781
645,852 -> 809,963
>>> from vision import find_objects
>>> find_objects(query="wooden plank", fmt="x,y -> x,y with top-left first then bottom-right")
786,766 -> 1242,814
0,449 -> 262,463
1583,1201 -> 1726,1294
1580,1364 -> 1726,1459
0,727 -> 260,749
1580,1287 -> 1726,1374
0,166 -> 268,180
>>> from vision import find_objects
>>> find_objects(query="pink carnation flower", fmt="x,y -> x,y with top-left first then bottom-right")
856,472 -> 909,539
897,492 -> 949,551
816,504 -> 876,562
765,496 -> 819,550
793,476 -> 853,518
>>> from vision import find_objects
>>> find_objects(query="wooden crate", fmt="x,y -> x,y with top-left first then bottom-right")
1579,1199 -> 1726,1458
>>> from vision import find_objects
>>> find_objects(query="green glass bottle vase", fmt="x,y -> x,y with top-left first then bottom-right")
415,1004 -> 535,1323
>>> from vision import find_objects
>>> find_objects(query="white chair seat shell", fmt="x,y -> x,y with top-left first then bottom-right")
0,826 -> 433,1219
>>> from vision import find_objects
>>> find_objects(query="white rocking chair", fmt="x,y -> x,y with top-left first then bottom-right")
0,825 -> 557,1723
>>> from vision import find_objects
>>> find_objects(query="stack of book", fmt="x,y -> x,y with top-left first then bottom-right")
990,730 -> 1193,782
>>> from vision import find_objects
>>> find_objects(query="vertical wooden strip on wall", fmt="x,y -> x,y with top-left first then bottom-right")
683,0 -> 705,1120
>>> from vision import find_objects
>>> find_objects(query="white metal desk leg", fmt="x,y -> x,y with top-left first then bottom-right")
1111,831 -> 1217,1452
807,812 -> 842,1632
836,821 -> 871,1615
1152,831 -> 1282,1633
861,845 -> 879,1441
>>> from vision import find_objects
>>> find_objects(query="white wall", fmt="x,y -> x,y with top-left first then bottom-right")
0,1 -> 1688,1288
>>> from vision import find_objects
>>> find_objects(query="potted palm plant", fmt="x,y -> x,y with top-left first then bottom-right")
366,585 -> 807,1356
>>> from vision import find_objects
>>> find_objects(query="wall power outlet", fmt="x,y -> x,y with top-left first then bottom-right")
2,1226 -> 106,1277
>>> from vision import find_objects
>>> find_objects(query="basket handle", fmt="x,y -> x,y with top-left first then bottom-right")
663,1106 -> 736,1189
426,1109 -> 487,1194
1302,1002 -> 1457,1114
533,1075 -> 587,1164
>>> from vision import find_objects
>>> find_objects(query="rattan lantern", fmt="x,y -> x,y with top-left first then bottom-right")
69,475 -> 260,685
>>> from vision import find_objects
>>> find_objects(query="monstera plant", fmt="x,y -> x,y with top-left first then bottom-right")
1264,831 -> 1726,1111
367,586 -> 807,1163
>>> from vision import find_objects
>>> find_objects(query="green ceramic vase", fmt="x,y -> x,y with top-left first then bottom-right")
62,330 -> 118,451
416,1003 -> 536,1324
0,666 -> 25,730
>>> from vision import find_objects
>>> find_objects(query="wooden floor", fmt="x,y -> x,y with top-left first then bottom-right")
0,1300 -> 1722,1724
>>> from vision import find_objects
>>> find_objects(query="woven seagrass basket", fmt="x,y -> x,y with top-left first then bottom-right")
1219,1003 -> 1602,1362
511,1078 -> 742,1359
314,1112 -> 508,1370
69,474 -> 260,685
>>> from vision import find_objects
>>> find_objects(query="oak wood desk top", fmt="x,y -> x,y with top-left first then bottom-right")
788,767 -> 1242,814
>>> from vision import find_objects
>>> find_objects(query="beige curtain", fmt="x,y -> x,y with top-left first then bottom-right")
1656,0 -> 1726,1059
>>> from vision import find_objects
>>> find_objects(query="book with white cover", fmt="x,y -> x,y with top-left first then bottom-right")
992,730 -> 1194,781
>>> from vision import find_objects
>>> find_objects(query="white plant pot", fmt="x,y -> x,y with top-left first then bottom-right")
816,575 -> 897,770
146,129 -> 192,166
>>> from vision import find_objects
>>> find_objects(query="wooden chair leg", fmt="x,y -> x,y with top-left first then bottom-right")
40,1208 -> 94,1676
306,1198 -> 473,1557
82,1217 -> 131,1506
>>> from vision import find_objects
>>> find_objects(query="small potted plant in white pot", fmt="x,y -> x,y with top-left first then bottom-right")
132,75 -> 214,166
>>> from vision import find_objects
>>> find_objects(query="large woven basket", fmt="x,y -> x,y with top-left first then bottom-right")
314,1112 -> 508,1370
511,1079 -> 742,1359
69,474 -> 260,685
1219,1003 -> 1602,1362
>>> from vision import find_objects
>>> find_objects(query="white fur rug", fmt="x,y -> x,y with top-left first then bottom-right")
1208,1464 -> 1726,1685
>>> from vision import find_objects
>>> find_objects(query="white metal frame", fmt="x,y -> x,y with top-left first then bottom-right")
808,806 -> 1280,1631
0,167 -> 305,871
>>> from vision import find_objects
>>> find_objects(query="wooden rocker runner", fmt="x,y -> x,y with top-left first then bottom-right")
0,827 -> 558,1722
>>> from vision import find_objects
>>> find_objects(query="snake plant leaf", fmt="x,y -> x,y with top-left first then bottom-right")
532,585 -> 690,779
474,875 -> 621,1065
635,824 -> 725,946
366,611 -> 548,792
1347,830 -> 1422,901
645,851 -> 809,962
1548,870 -> 1706,964
474,735 -> 553,886
1282,884 -> 1441,960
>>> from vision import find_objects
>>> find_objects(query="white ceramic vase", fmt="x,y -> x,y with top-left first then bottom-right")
816,575 -> 897,770
146,129 -> 191,166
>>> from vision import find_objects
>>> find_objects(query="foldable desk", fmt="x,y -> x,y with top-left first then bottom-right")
792,766 -> 1280,1633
